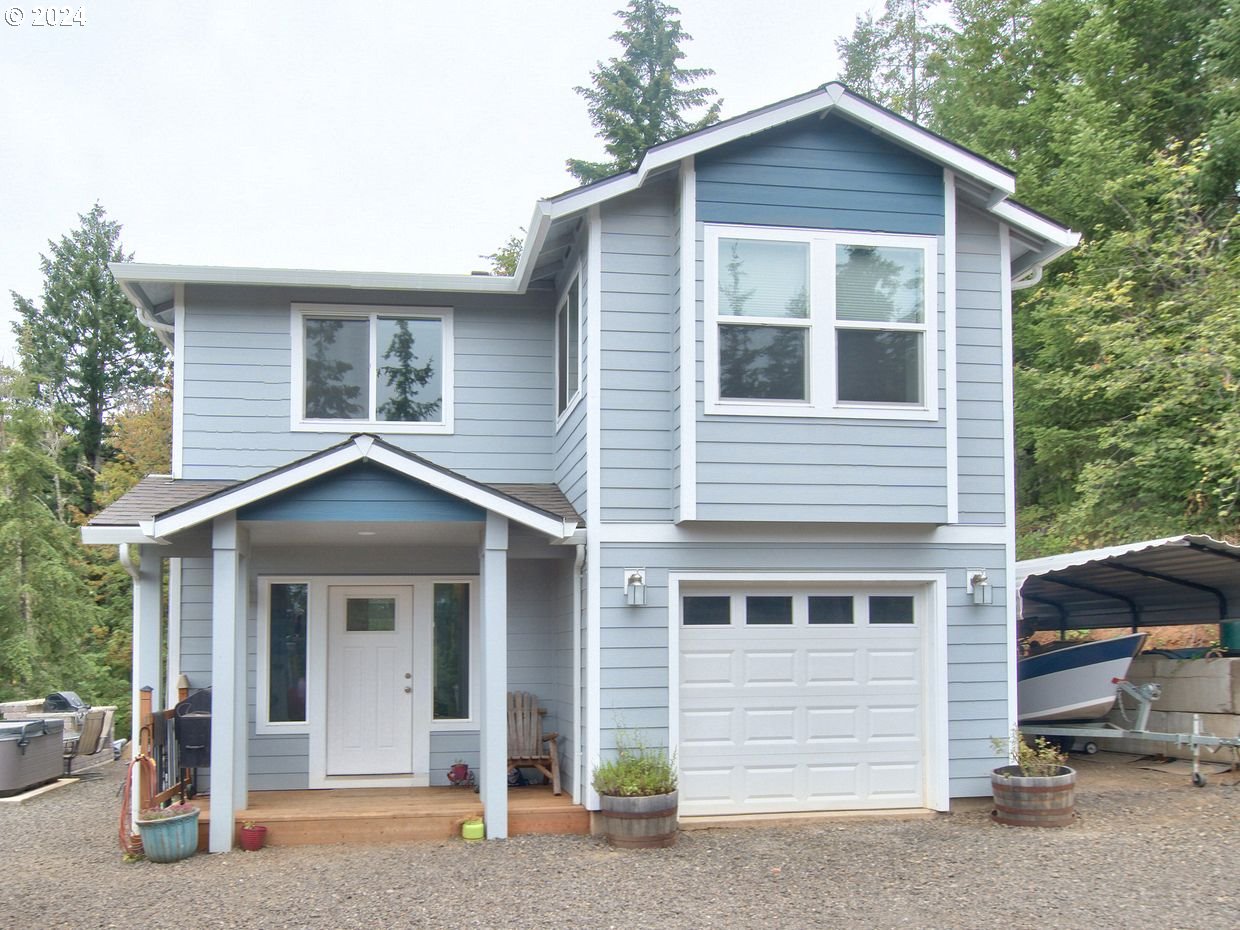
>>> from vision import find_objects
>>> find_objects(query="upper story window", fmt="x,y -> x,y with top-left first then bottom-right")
704,225 -> 937,421
556,274 -> 581,420
292,304 -> 454,434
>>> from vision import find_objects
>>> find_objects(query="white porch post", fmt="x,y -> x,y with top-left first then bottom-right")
480,512 -> 509,839
129,545 -> 162,826
209,514 -> 248,853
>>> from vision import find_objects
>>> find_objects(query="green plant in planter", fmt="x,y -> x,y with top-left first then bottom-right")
992,730 -> 1068,778
592,731 -> 677,797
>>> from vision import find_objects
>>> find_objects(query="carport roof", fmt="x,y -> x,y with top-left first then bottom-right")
1017,535 -> 1240,632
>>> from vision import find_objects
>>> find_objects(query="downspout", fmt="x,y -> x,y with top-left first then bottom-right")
571,542 -> 585,805
118,543 -> 140,583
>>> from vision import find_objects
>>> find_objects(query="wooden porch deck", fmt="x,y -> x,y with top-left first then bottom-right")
191,785 -> 590,849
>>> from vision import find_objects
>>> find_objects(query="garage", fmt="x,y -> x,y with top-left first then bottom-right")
676,583 -> 932,816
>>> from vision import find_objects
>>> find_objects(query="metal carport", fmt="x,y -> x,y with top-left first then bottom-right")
1017,535 -> 1240,649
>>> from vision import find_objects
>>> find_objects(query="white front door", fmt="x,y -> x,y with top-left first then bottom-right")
326,585 -> 414,775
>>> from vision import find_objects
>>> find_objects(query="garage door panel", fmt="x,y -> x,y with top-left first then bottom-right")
806,649 -> 861,683
680,650 -> 733,685
866,649 -> 920,685
679,584 -> 928,815
743,650 -> 798,685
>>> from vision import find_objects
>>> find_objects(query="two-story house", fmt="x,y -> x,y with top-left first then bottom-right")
85,84 -> 1077,852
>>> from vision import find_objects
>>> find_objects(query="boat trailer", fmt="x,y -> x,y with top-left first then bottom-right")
1021,680 -> 1240,787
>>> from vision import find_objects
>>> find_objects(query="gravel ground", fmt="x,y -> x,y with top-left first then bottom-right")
0,753 -> 1235,930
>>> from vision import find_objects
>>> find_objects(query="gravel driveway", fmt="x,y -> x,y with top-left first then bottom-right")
0,753 -> 1235,930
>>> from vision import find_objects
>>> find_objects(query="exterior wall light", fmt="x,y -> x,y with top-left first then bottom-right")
966,569 -> 994,606
624,568 -> 647,606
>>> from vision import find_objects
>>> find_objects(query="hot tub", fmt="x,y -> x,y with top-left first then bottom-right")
0,718 -> 64,796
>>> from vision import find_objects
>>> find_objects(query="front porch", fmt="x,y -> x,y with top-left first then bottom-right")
192,785 -> 590,849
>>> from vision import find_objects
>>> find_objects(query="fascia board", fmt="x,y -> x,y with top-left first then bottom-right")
80,526 -> 169,545
989,200 -> 1079,249
364,445 -> 574,539
831,94 -> 1015,194
511,201 -> 555,290
109,262 -> 524,295
150,444 -> 365,537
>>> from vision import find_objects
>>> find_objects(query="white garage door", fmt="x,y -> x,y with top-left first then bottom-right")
678,586 -> 927,816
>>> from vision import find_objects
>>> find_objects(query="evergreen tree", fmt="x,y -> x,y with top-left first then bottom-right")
0,373 -> 96,699
483,233 -> 524,277
12,205 -> 168,514
377,320 -> 440,422
568,0 -> 721,184
836,0 -> 947,123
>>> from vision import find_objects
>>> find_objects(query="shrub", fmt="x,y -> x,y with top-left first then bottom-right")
592,730 -> 677,797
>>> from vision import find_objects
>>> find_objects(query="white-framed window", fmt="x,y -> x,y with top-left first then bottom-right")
555,273 -> 582,421
290,304 -> 454,434
256,577 -> 311,735
703,224 -> 937,420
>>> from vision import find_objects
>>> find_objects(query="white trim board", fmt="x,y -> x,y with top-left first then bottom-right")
584,206 -> 604,811
944,171 -> 959,524
999,225 -> 1019,737
677,157 -> 698,522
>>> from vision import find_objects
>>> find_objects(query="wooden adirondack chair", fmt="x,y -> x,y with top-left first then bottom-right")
507,691 -> 561,795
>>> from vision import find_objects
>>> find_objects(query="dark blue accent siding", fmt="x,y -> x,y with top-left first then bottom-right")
238,462 -> 486,522
696,114 -> 945,235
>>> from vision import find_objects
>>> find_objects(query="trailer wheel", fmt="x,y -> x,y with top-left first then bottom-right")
1192,772 -> 1207,788
1081,741 -> 1098,755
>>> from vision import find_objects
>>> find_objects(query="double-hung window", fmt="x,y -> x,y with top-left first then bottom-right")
292,304 -> 454,433
555,274 -> 581,419
704,225 -> 937,419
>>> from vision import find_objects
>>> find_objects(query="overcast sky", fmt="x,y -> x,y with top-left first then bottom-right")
0,0 -> 891,363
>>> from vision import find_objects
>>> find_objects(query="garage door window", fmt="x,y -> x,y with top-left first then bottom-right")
746,596 -> 793,625
683,596 -> 731,625
808,595 -> 854,624
870,595 -> 915,624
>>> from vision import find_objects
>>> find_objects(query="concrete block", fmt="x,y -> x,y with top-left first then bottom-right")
1126,656 -> 1240,714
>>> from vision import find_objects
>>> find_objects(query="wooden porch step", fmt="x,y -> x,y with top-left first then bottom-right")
192,785 -> 589,849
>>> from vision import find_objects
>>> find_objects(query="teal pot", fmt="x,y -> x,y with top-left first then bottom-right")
136,809 -> 201,862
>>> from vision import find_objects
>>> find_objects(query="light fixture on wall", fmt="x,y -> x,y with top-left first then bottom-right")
624,568 -> 647,606
966,569 -> 994,606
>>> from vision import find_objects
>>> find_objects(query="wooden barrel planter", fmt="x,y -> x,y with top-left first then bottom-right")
991,765 -> 1076,827
598,790 -> 678,848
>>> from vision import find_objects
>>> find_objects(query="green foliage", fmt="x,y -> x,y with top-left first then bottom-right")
836,0 -> 947,123
993,730 -> 1068,777
591,730 -> 678,797
568,0 -> 721,184
0,374 -> 97,700
11,204 -> 168,514
483,233 -> 524,277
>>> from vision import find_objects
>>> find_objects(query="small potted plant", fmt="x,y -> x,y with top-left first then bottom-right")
239,820 -> 268,851
136,803 -> 200,862
991,730 -> 1076,827
592,730 -> 678,848
447,759 -> 472,787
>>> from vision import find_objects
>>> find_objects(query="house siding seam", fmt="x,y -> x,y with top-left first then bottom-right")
596,539 -> 1010,799
179,285 -> 557,483
598,179 -> 677,523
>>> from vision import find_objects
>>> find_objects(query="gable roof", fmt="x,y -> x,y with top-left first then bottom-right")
83,435 -> 581,545
110,82 -> 1076,326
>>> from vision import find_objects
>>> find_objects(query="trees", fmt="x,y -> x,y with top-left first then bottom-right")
12,204 -> 168,514
835,0 -> 946,124
0,373 -> 96,699
567,0 -> 721,184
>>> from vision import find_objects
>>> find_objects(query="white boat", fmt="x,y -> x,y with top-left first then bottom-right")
1018,633 -> 1148,723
